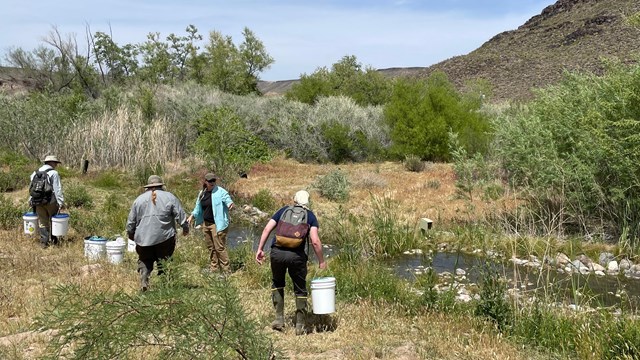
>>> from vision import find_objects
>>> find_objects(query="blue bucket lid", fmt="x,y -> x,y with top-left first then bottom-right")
23,212 -> 37,216
53,213 -> 70,218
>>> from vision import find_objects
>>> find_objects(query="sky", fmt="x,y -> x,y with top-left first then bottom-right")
0,0 -> 557,81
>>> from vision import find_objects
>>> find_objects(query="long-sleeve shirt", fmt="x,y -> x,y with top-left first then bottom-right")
191,186 -> 234,231
30,164 -> 64,206
126,189 -> 189,247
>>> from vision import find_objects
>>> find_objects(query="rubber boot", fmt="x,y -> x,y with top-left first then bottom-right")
39,227 -> 49,248
295,296 -> 307,335
271,288 -> 285,331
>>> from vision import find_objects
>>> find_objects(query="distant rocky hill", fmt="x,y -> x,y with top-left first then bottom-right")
259,0 -> 640,102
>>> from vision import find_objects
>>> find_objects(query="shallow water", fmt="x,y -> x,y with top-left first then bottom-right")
224,223 -> 640,310
387,252 -> 640,310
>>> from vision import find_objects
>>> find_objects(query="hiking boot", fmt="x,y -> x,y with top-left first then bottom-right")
295,296 -> 307,335
271,288 -> 285,331
138,265 -> 150,292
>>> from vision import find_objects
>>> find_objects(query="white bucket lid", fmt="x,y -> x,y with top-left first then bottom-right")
311,277 -> 336,285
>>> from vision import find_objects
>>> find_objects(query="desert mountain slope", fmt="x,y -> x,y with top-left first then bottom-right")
259,0 -> 640,102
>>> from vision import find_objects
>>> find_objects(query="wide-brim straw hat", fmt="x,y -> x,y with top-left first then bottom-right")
144,175 -> 164,188
43,155 -> 61,164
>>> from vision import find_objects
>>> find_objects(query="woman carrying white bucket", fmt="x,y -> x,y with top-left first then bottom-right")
255,190 -> 327,335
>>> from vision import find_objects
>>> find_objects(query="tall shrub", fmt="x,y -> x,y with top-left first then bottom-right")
493,61 -> 640,244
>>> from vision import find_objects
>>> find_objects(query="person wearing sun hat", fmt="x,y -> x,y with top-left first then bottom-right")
29,155 -> 65,248
187,172 -> 235,275
255,189 -> 326,335
126,175 -> 189,291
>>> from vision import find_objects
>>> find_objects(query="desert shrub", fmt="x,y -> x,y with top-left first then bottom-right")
403,154 -> 425,172
252,188 -> 276,213
64,184 -> 94,209
312,169 -> 350,202
0,195 -> 23,230
320,121 -> 354,163
34,263 -> 281,359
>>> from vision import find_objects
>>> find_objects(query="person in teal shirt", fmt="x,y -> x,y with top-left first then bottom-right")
187,173 -> 234,274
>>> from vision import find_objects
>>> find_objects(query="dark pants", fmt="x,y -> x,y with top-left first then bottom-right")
35,202 -> 59,246
136,237 -> 176,288
270,247 -> 308,297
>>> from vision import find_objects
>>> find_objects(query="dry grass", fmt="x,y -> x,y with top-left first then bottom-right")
231,156 -> 505,225
0,158 -> 549,359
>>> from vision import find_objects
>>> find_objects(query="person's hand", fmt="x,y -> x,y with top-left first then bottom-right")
318,260 -> 327,270
255,250 -> 265,265
187,215 -> 193,225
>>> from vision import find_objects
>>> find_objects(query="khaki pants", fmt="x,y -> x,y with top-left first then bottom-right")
35,202 -> 59,245
203,221 -> 230,273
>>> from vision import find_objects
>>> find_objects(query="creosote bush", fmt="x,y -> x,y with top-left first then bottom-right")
34,262 -> 280,359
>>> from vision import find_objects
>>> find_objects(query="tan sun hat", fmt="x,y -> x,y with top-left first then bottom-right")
144,175 -> 164,188
204,173 -> 219,182
294,190 -> 310,207
43,155 -> 61,164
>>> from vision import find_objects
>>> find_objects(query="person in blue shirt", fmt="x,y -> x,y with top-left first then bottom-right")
255,190 -> 326,335
187,173 -> 235,274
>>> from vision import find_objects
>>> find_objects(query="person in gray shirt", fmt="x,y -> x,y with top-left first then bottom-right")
126,175 -> 189,291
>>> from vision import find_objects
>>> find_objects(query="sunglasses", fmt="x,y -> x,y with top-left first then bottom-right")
206,179 -> 216,183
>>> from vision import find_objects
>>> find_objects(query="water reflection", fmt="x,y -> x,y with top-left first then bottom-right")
387,252 -> 640,311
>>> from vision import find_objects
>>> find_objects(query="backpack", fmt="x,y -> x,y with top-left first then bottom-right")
29,168 -> 54,206
274,206 -> 310,248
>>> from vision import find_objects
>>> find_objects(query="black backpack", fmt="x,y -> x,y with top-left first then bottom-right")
29,168 -> 54,206
274,206 -> 310,248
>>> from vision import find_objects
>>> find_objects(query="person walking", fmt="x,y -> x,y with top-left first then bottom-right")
29,155 -> 65,248
126,175 -> 189,292
255,190 -> 327,335
187,173 -> 235,275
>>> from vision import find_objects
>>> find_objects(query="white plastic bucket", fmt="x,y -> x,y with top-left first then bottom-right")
127,239 -> 136,252
106,240 -> 126,264
23,212 -> 38,235
310,277 -> 336,314
84,236 -> 107,260
51,214 -> 70,236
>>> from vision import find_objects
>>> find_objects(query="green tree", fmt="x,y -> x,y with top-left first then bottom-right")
384,72 -> 491,161
286,55 -> 391,106
191,107 -> 272,183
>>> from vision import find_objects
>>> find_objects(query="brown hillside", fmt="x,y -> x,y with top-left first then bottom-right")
258,0 -> 640,102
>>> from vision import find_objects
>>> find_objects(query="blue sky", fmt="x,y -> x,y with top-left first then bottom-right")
0,0 -> 556,81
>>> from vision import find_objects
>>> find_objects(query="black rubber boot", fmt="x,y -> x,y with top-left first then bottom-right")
271,288 -> 285,331
295,296 -> 307,335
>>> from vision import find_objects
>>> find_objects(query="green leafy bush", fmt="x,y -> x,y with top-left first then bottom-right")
384,72 -> 492,161
64,184 -> 94,209
492,61 -> 640,244
0,195 -> 23,230
312,169 -> 350,202
252,188 -> 276,213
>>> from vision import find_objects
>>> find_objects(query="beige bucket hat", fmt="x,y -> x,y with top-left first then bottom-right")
43,155 -> 61,164
144,175 -> 164,188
